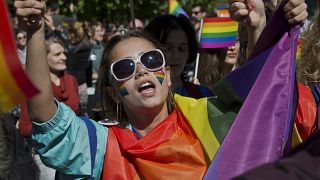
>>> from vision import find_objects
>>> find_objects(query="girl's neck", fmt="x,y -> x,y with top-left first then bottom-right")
126,102 -> 169,137
221,62 -> 237,76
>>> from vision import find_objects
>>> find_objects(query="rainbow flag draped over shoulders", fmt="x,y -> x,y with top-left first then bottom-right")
204,3 -> 299,179
101,93 -> 240,179
200,17 -> 238,48
0,0 -> 38,112
168,0 -> 189,17
102,108 -> 208,179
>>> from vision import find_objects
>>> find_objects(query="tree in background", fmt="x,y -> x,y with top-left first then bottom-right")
7,0 -> 229,24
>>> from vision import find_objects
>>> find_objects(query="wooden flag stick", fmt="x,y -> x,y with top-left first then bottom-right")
194,19 -> 204,83
193,52 -> 200,83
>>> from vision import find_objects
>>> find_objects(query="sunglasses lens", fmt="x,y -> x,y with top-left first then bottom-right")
141,50 -> 164,70
112,59 -> 135,80
18,36 -> 26,40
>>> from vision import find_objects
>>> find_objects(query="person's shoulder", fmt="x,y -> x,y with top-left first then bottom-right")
298,83 -> 315,101
183,81 -> 209,90
63,72 -> 77,81
184,81 -> 214,96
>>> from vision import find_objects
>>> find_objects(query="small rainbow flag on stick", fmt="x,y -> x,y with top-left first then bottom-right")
0,0 -> 39,112
199,17 -> 238,48
168,0 -> 188,17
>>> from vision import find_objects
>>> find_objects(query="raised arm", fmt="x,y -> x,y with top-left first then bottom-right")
14,0 -> 56,122
228,0 -> 308,59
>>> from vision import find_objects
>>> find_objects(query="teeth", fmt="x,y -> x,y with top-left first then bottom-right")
140,82 -> 151,88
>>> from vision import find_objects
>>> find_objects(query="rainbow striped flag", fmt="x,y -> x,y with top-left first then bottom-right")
168,0 -> 188,17
103,107 -> 209,179
0,0 -> 38,112
200,17 -> 238,48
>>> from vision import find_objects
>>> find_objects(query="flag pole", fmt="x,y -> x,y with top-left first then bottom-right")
194,19 -> 204,83
129,0 -> 136,30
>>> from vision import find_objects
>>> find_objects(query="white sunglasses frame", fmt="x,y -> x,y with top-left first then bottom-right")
110,49 -> 166,82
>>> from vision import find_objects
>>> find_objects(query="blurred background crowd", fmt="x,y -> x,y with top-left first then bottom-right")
1,0 -> 319,179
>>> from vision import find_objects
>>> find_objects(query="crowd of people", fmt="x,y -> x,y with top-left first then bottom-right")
0,0 -> 319,179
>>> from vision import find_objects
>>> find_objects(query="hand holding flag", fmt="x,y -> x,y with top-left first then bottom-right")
229,0 -> 308,28
228,0 -> 266,28
14,0 -> 45,33
228,0 -> 307,59
15,0 -> 57,122
204,2 -> 302,179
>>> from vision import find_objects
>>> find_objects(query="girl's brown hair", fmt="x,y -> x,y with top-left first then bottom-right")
68,21 -> 87,44
197,48 -> 228,91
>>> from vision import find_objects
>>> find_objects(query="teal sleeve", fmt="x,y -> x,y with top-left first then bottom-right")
32,100 -> 108,179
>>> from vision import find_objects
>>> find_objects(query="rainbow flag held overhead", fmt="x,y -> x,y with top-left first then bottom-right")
0,0 -> 38,112
200,17 -> 238,48
168,0 -> 189,17
204,4 -> 299,179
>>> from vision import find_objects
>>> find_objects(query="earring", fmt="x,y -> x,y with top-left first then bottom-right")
167,88 -> 176,113
116,101 -> 122,123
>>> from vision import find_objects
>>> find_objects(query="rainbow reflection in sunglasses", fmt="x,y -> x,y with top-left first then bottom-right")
110,49 -> 166,81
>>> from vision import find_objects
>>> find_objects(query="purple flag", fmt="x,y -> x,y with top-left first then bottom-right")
317,104 -> 320,130
311,86 -> 320,129
204,4 -> 300,180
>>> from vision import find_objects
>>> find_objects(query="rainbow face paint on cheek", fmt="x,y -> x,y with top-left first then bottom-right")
153,70 -> 165,85
118,81 -> 129,97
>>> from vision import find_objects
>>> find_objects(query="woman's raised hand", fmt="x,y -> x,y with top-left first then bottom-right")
14,0 -> 45,33
228,0 -> 266,29
284,0 -> 308,24
15,0 -> 57,122
228,0 -> 308,27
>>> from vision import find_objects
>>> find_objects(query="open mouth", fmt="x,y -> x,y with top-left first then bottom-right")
138,82 -> 155,93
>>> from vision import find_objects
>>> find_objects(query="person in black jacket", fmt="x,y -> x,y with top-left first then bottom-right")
65,21 -> 92,115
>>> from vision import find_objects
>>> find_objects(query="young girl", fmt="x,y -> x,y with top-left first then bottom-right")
145,15 -> 214,98
14,0 -> 308,179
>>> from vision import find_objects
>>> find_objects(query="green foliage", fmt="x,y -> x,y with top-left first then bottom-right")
6,0 -> 228,24
58,0 -> 228,24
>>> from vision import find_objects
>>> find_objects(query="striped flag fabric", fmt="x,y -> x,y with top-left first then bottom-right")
168,0 -> 189,17
102,93 -> 240,179
204,4 -> 299,179
0,0 -> 38,112
200,17 -> 238,48
103,108 -> 208,179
